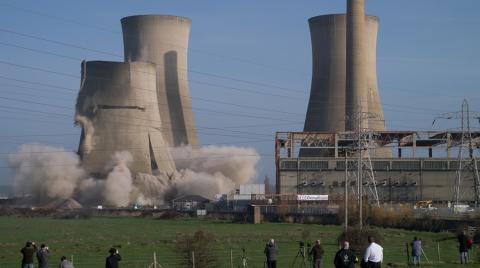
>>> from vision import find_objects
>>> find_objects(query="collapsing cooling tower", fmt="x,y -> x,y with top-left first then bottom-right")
121,15 -> 199,147
75,61 -> 176,177
304,14 -> 385,133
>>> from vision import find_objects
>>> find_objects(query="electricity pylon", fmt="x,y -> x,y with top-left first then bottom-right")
434,99 -> 480,206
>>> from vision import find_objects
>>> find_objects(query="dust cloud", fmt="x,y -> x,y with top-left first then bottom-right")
8,144 -> 260,206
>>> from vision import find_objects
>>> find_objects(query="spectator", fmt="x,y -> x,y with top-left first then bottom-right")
20,241 -> 38,268
410,237 -> 422,266
466,237 -> 473,261
37,244 -> 51,268
106,248 -> 122,268
264,239 -> 277,268
362,236 -> 383,268
334,241 -> 357,268
458,231 -> 468,264
59,256 -> 74,268
309,239 -> 324,268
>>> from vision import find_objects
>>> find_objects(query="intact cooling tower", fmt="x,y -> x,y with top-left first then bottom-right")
75,61 -> 176,177
121,15 -> 199,147
304,14 -> 385,133
346,0 -> 368,130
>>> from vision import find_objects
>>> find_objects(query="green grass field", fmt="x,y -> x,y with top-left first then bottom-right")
0,216 -> 477,267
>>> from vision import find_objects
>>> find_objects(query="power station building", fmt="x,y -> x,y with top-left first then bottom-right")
275,131 -> 480,204
76,15 -> 198,177
279,0 -> 480,205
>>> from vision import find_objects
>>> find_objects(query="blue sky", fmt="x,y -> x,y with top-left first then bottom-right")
0,0 -> 479,184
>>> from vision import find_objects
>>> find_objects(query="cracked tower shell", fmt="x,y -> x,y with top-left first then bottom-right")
76,61 -> 176,177
121,15 -> 199,147
304,14 -> 385,133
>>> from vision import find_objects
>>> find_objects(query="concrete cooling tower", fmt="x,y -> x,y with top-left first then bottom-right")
346,0 -> 369,130
121,15 -> 199,147
75,61 -> 176,177
304,14 -> 385,133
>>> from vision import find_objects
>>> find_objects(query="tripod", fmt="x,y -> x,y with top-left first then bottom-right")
291,243 -> 308,268
240,247 -> 248,268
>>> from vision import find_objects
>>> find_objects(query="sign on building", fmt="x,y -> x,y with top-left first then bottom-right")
297,195 -> 328,201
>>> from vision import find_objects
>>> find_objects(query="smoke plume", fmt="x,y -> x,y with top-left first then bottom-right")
8,144 -> 85,201
103,151 -> 134,207
8,144 -> 260,206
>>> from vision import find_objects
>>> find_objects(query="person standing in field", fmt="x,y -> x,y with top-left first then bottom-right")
334,241 -> 357,268
466,237 -> 473,262
58,256 -> 74,268
410,237 -> 422,266
20,241 -> 38,268
106,248 -> 122,268
458,231 -> 468,264
362,236 -> 383,268
309,239 -> 324,268
36,244 -> 51,268
264,239 -> 278,268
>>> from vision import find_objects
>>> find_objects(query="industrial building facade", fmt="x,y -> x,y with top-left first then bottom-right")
275,131 -> 480,204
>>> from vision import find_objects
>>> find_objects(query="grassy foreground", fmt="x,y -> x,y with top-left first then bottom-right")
0,216 -> 478,267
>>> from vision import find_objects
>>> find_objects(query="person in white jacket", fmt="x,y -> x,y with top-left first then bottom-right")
362,236 -> 383,268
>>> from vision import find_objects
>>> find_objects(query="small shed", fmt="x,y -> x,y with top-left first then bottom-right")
172,195 -> 210,211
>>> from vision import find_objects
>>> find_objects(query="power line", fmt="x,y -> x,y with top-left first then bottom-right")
0,48 -> 459,115
0,2 -> 309,77
0,28 -> 122,58
0,92 -> 302,126
0,28 -> 307,94
0,64 -> 446,118
0,139 -> 275,156
0,101 -> 284,140
1,153 -> 271,169
0,41 -> 82,61
0,75 -> 305,116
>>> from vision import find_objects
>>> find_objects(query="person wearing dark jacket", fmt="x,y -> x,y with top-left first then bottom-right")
458,231 -> 468,264
37,244 -> 51,268
264,239 -> 277,268
334,241 -> 357,268
309,240 -> 325,268
106,248 -> 122,268
20,241 -> 38,268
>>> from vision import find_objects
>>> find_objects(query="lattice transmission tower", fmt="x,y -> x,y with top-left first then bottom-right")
434,99 -> 480,205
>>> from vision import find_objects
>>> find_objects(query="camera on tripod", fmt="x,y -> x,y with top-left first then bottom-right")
291,241 -> 312,268
297,241 -> 311,249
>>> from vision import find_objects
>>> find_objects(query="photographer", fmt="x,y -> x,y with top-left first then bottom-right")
106,248 -> 122,268
264,239 -> 277,268
20,241 -> 38,268
37,244 -> 51,268
309,240 -> 324,268
59,256 -> 74,268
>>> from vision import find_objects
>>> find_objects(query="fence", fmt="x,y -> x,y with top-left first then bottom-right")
3,241 -> 478,267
